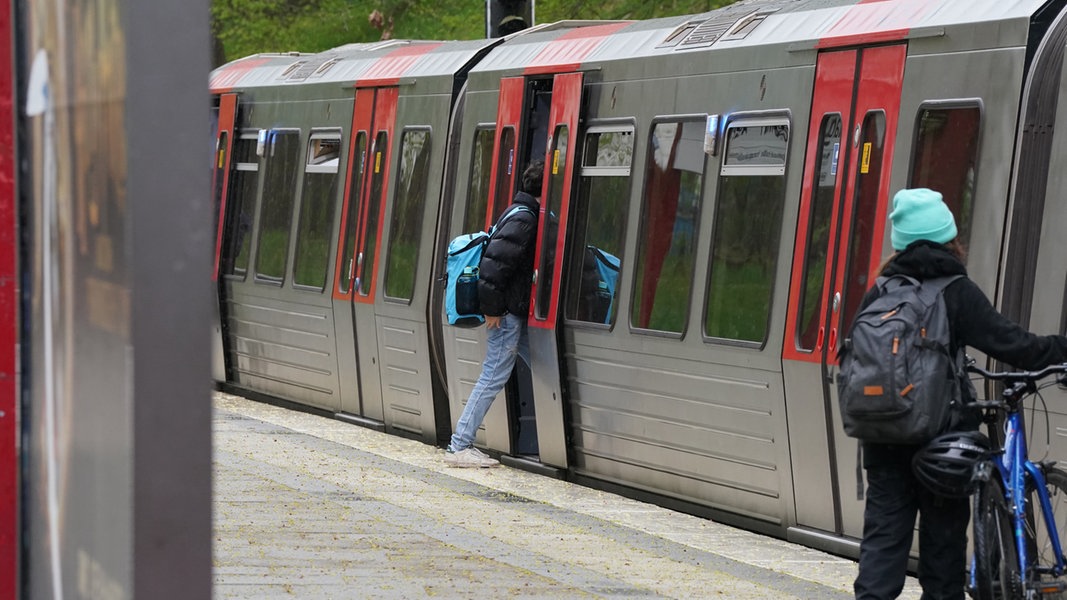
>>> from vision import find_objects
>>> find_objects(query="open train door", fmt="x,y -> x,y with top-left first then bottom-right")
783,45 -> 904,547
211,93 -> 239,382
447,76 -> 527,454
526,71 -> 584,469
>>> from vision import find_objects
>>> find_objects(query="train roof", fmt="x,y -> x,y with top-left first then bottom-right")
209,38 -> 497,93
211,0 -> 1055,94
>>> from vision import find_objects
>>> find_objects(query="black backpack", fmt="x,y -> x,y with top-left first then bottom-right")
837,274 -> 964,445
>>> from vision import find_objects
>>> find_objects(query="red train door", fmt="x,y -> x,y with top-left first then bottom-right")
332,87 -> 397,423
783,45 -> 905,541
455,76 -> 527,454
526,71 -> 584,469
211,93 -> 239,382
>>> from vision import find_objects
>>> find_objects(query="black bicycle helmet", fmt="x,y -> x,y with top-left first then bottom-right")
912,431 -> 992,498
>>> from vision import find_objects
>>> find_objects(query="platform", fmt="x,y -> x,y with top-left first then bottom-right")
212,391 -> 922,599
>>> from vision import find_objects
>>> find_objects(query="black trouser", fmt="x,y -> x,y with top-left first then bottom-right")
854,461 -> 970,599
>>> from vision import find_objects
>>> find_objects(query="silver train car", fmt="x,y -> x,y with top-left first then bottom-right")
209,0 -> 1067,558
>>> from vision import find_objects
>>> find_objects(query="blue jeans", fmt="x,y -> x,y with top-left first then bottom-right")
449,312 -> 529,452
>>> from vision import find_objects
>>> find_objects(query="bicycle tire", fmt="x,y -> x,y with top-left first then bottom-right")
1024,466 -> 1067,598
973,476 -> 1022,600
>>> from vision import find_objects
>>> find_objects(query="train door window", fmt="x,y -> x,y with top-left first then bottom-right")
213,130 -> 228,231
492,127 -> 517,220
564,125 -> 633,325
223,132 -> 259,276
838,112 -> 886,335
909,104 -> 981,248
293,132 -> 341,290
254,130 -> 301,283
384,128 -> 431,302
464,127 -> 495,232
630,118 -> 707,335
338,132 -> 367,294
795,114 -> 842,351
535,125 -> 568,320
704,117 -> 789,344
358,130 -> 388,296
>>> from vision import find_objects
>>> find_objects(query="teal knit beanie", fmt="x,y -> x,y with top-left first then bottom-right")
889,188 -> 958,250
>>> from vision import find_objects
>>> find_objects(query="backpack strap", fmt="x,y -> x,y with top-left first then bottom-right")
856,442 -> 865,501
488,205 -> 535,239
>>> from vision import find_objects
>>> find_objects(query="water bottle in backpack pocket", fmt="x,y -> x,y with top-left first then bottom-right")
443,204 -> 535,328
836,275 -> 964,444
445,232 -> 490,327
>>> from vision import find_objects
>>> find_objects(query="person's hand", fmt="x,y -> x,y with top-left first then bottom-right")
485,315 -> 502,329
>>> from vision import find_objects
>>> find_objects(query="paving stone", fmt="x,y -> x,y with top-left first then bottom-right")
213,391 -> 922,599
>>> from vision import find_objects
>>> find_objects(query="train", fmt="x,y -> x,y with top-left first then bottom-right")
208,0 -> 1067,559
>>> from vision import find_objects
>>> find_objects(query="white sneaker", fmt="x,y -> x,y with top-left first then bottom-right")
444,447 -> 500,468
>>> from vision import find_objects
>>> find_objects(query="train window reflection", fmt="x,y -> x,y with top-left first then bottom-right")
839,112 -> 885,337
222,132 -> 258,277
293,132 -> 341,290
536,126 -> 568,320
631,119 -> 706,334
358,131 -> 388,297
566,126 -> 633,325
796,114 -> 842,351
384,129 -> 431,302
705,117 -> 788,343
910,105 -> 981,249
339,132 -> 367,294
464,127 -> 495,233
254,130 -> 301,283
492,127 -> 517,221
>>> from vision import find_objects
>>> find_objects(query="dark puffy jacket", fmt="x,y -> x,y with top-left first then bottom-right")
478,191 -> 540,317
859,241 -> 1067,467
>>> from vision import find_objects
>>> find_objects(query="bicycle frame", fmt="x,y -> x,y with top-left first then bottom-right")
995,405 -> 1067,580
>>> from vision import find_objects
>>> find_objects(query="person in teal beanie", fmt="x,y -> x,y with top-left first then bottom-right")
852,188 -> 1067,599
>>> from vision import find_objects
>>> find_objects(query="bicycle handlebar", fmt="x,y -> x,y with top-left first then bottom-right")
966,361 -> 1067,384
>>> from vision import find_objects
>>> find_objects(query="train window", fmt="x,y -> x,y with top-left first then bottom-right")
492,127 -> 517,220
909,105 -> 981,249
339,132 -> 367,294
293,132 -> 341,290
464,127 -> 495,233
795,114 -> 842,351
358,130 -> 388,297
535,125 -> 569,320
705,117 -> 788,344
254,130 -> 301,283
631,119 -> 706,335
222,132 -> 259,276
838,112 -> 886,336
384,128 -> 431,302
565,126 -> 633,325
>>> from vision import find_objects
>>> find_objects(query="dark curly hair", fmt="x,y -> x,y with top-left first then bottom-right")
521,159 -> 544,195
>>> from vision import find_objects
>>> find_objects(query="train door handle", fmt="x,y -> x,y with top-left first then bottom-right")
828,327 -> 838,352
816,326 -> 824,351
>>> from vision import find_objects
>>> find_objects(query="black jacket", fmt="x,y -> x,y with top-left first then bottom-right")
478,191 -> 540,317
859,241 -> 1067,466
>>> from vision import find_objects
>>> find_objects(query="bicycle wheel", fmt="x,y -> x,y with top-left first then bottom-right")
973,477 -> 1022,599
1025,467 -> 1067,598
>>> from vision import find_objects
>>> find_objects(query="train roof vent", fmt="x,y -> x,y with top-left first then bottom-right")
674,0 -> 788,49
308,58 -> 341,79
278,60 -> 308,79
286,56 -> 337,82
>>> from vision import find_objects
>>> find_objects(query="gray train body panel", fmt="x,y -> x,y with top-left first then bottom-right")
210,0 -> 1067,560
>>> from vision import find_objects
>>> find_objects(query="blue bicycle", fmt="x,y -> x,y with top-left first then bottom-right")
967,362 -> 1067,600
